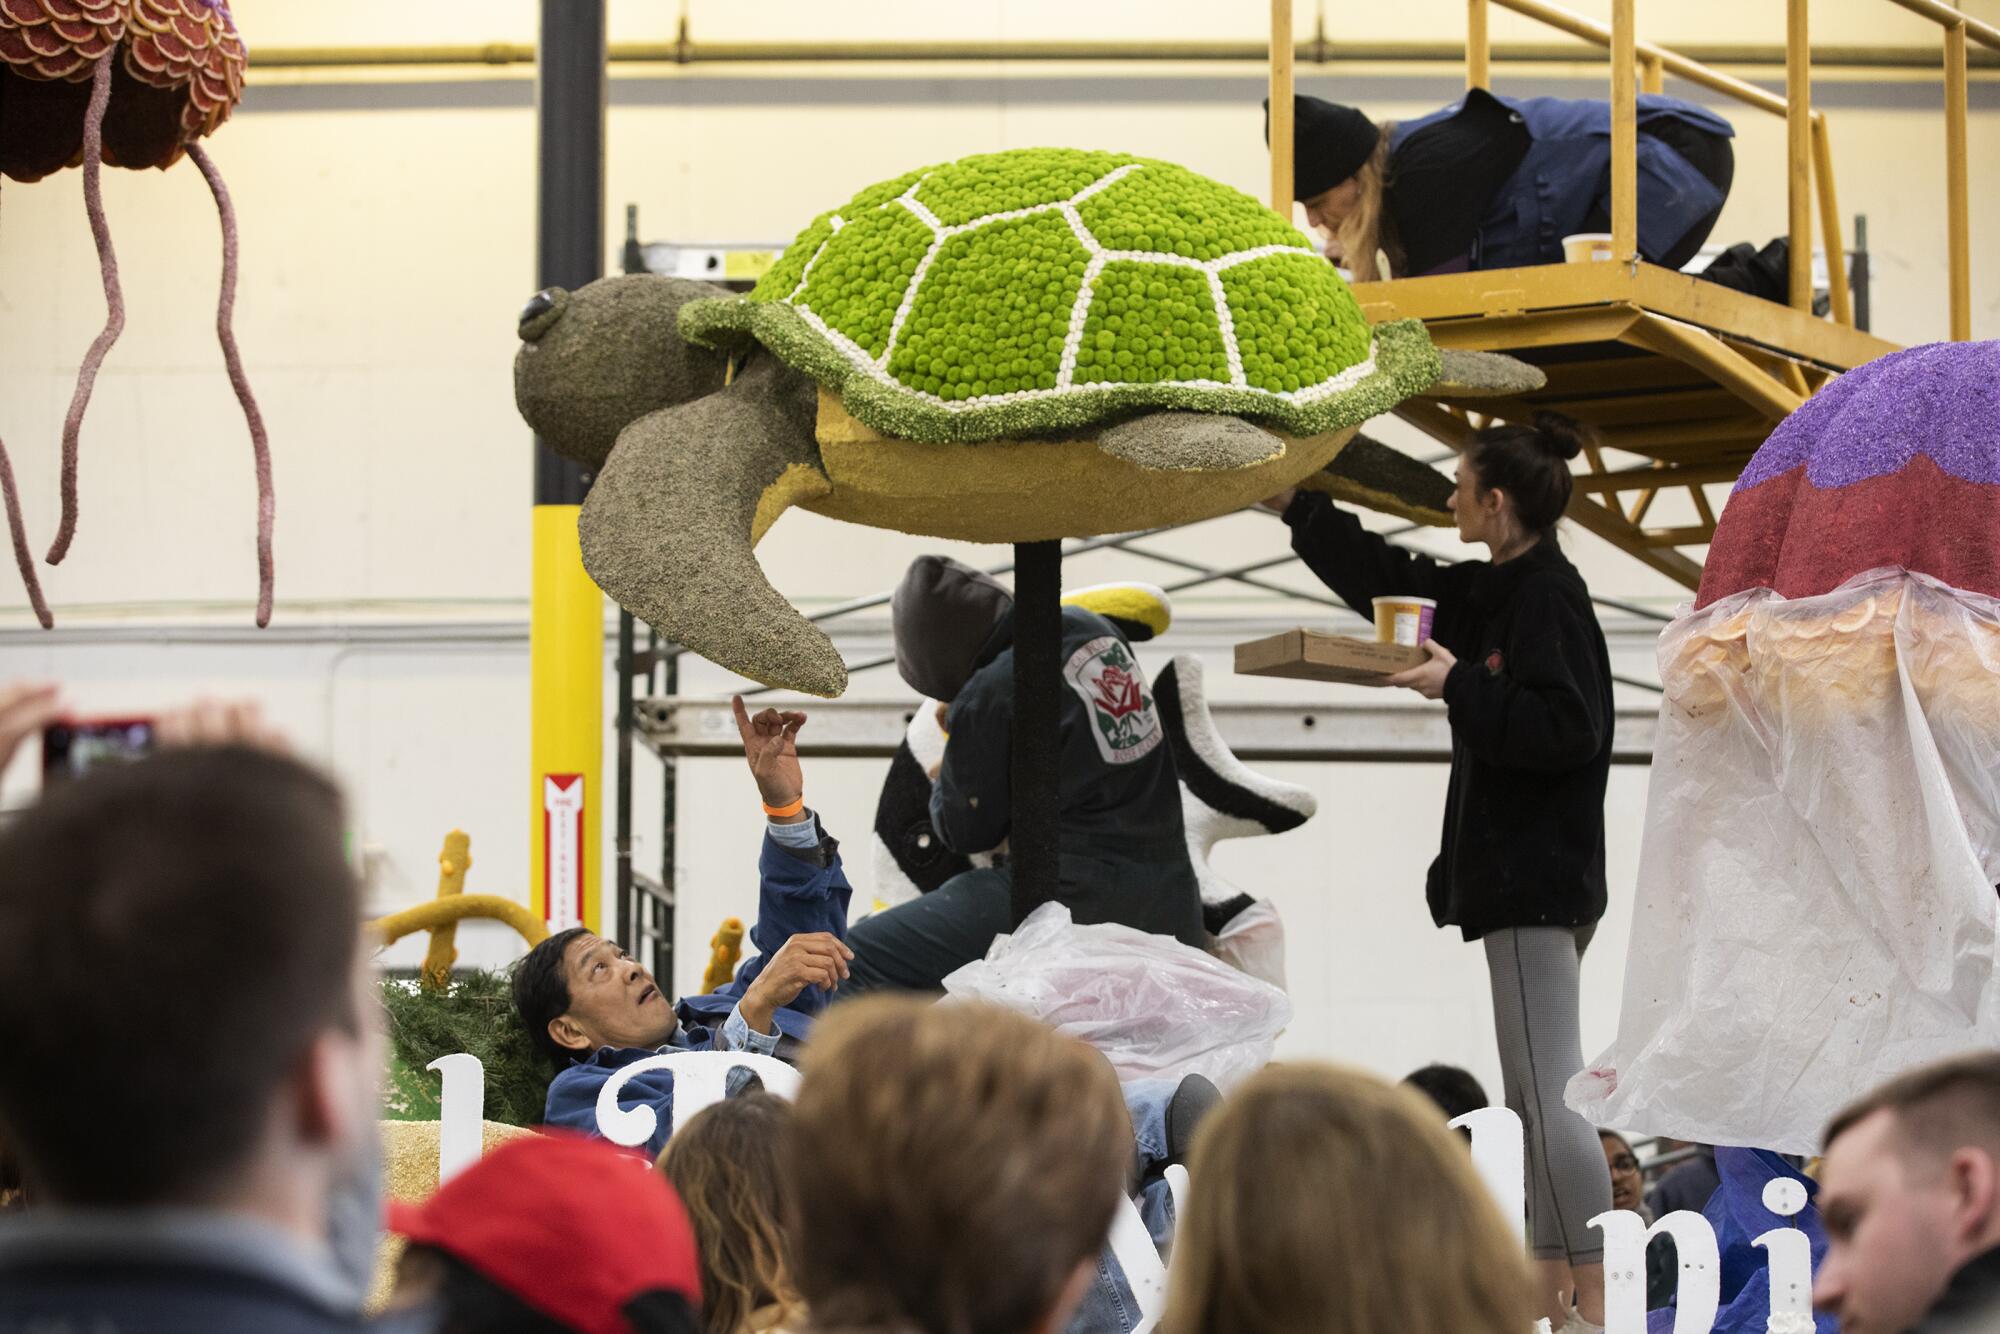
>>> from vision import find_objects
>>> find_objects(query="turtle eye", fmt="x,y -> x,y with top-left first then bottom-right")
518,287 -> 568,342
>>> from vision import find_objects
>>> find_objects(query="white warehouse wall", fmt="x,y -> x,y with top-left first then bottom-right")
0,0 -> 1994,1098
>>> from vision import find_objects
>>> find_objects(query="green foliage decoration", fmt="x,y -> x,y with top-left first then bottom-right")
1074,261 -> 1231,386
1075,163 -> 1301,260
889,212 -> 1086,399
381,971 -> 549,1128
1220,253 -> 1374,394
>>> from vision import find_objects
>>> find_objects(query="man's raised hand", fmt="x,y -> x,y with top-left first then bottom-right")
731,694 -> 806,812
738,930 -> 853,1036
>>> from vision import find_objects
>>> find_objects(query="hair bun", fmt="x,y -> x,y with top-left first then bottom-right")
1530,411 -> 1590,462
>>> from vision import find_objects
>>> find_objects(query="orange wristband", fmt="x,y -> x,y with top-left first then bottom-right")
761,796 -> 805,819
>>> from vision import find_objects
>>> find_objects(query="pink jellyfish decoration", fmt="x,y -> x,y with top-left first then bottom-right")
0,0 -> 272,626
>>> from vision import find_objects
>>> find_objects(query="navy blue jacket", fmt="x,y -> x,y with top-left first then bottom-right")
1390,90 -> 1734,271
0,1210 -> 419,1334
542,818 -> 851,1158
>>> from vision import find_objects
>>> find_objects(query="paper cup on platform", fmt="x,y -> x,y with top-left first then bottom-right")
1562,232 -> 1616,263
1373,596 -> 1437,647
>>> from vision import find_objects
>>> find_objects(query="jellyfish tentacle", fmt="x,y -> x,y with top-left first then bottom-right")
0,175 -> 53,628
186,142 -> 273,627
0,430 -> 53,630
47,50 -> 124,568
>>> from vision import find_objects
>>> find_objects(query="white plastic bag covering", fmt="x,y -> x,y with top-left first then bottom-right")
1570,569 -> 2000,1154
1210,897 -> 1288,991
943,902 -> 1292,1090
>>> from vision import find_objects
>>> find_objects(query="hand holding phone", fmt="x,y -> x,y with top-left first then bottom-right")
0,683 -> 61,780
154,699 -> 289,754
24,692 -> 291,787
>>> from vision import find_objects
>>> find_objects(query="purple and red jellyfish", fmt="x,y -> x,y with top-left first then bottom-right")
1573,340 -> 2000,1154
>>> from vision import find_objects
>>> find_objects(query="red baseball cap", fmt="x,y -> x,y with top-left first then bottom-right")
387,1131 -> 702,1334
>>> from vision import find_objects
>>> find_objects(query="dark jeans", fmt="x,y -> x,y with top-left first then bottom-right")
842,865 -> 1014,995
842,844 -> 1204,995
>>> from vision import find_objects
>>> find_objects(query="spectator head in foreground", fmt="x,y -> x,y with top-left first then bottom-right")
0,746 -> 380,1239
1814,1050 -> 2000,1334
1402,1062 -> 1489,1128
788,997 -> 1130,1334
659,1091 -> 804,1334
388,1132 -> 702,1334
1165,1062 -> 1537,1334
514,926 -> 677,1070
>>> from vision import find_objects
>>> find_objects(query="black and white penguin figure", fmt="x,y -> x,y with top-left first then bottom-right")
868,587 -> 1314,988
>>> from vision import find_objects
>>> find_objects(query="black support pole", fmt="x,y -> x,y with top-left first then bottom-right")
534,0 -> 606,505
528,2 -> 606,939
1009,539 -> 1064,925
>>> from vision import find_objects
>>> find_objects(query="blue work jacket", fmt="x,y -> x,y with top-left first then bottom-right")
543,817 -> 851,1158
1391,90 -> 1734,270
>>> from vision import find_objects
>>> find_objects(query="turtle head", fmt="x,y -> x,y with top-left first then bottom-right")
513,275 -> 734,469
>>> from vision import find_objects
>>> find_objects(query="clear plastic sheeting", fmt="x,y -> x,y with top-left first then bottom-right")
1571,568 -> 2000,1155
943,902 -> 1292,1090
1211,897 -> 1288,991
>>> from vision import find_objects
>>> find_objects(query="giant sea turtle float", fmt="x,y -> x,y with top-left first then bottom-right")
514,147 -> 1543,696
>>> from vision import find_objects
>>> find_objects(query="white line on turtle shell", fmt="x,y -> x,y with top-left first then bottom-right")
1209,243 -> 1320,272
785,214 -> 846,304
1055,202 -> 1099,255
1070,162 -> 1142,204
1205,268 -> 1249,388
898,189 -> 945,239
880,232 -> 949,368
794,293 -> 1380,415
1056,253 -> 1112,391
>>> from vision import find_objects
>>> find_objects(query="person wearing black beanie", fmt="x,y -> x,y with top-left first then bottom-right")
1263,86 -> 1734,283
1267,93 -> 1380,201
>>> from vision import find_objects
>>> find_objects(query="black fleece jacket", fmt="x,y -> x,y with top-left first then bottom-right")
932,605 -> 1205,948
1284,491 -> 1612,939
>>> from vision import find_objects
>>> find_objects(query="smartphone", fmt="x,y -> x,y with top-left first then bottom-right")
42,716 -> 157,785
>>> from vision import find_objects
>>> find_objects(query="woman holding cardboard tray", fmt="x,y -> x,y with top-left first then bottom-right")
1262,411 -> 1616,1334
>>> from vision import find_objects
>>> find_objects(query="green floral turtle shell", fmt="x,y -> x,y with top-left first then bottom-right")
680,148 -> 1439,444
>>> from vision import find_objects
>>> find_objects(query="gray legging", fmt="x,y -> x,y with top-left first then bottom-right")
1484,924 -> 1613,1264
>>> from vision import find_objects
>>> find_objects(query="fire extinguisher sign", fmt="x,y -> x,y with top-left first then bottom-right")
543,773 -> 585,931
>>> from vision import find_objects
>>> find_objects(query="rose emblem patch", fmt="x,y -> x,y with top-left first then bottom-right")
1063,636 -> 1164,765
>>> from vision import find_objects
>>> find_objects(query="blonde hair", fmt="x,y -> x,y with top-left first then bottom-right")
659,1092 -> 804,1334
1336,126 -> 1397,282
788,997 -> 1131,1334
1164,1063 -> 1537,1334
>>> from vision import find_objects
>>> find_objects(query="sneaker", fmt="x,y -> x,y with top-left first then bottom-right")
1558,1308 -> 1604,1334
1165,1073 -> 1222,1167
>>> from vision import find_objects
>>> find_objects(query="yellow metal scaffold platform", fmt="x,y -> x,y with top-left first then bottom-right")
1270,0 -> 1997,589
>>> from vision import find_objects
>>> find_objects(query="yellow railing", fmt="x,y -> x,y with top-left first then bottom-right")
1465,0 -> 1998,340
1465,0 -> 1850,326
1886,0 -> 2000,341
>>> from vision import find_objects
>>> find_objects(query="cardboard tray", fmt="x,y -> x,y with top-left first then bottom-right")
1234,629 -> 1425,686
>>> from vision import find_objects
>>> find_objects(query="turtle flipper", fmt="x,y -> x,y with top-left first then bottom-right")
1302,431 -> 1456,528
580,356 -> 847,696
1426,349 -> 1547,398
1095,413 -> 1285,472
